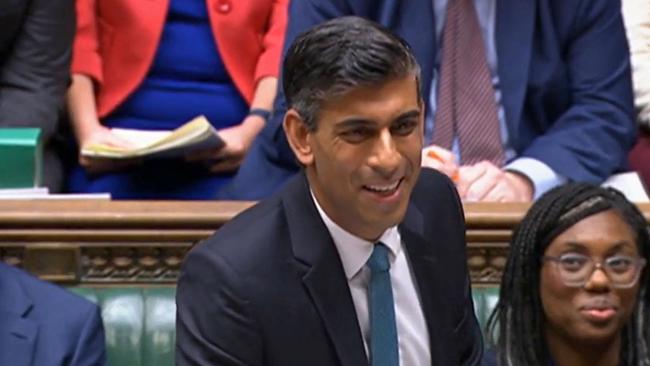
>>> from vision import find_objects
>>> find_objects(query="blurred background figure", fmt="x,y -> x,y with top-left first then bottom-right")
484,183 -> 650,365
0,261 -> 106,365
0,0 -> 75,192
624,0 -> 650,190
66,0 -> 288,199
218,0 -> 636,203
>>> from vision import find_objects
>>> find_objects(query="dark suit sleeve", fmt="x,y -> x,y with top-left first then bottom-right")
456,275 -> 484,366
445,174 -> 484,366
69,305 -> 107,366
0,0 -> 74,139
176,245 -> 263,366
521,0 -> 635,182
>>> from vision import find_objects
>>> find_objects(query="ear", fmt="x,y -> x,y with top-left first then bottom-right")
283,109 -> 314,166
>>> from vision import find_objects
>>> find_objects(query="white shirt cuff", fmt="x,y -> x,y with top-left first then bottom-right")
505,157 -> 567,199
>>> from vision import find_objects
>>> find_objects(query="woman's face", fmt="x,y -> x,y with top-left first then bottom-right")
540,209 -> 643,346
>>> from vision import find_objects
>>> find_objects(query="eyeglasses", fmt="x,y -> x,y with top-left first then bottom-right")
542,253 -> 647,288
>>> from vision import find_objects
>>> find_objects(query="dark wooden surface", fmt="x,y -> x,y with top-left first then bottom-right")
1,200 -> 647,285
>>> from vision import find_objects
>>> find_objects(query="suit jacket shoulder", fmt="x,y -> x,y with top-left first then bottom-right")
0,262 -> 106,366
178,169 -> 482,365
177,173 -> 353,365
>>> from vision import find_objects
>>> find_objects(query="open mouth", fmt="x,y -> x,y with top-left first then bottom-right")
363,178 -> 404,196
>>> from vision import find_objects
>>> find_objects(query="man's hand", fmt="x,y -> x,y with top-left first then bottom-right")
456,161 -> 533,202
421,145 -> 459,181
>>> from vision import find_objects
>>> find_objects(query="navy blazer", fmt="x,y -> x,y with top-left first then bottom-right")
177,168 -> 483,365
218,0 -> 636,200
0,262 -> 106,366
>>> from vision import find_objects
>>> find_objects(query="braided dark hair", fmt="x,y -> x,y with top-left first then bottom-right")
486,182 -> 650,365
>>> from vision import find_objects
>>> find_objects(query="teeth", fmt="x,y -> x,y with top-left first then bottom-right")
366,180 -> 400,192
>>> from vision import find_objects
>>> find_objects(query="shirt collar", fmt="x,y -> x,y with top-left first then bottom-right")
310,190 -> 402,280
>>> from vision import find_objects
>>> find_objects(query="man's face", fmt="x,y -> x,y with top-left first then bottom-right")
288,75 -> 423,241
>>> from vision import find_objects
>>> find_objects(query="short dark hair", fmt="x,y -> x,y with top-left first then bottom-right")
282,16 -> 421,131
486,183 -> 650,365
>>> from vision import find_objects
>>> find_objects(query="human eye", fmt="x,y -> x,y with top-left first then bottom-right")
340,126 -> 373,143
558,254 -> 588,272
606,256 -> 634,274
391,119 -> 418,136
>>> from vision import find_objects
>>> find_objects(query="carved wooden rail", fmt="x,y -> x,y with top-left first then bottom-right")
1,200 -> 648,285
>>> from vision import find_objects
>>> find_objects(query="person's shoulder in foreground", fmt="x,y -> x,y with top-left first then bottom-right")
0,262 -> 106,366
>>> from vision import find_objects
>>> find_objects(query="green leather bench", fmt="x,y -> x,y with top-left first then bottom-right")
71,287 -> 176,366
472,286 -> 500,332
70,286 -> 499,365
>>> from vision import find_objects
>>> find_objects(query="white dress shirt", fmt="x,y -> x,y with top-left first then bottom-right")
311,192 -> 430,366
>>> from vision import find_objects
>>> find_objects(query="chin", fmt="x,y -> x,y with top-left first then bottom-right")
365,211 -> 404,233
572,324 -> 623,346
386,203 -> 409,223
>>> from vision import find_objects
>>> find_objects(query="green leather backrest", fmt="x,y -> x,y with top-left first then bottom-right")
69,286 -> 499,365
472,286 -> 500,332
71,287 -> 176,366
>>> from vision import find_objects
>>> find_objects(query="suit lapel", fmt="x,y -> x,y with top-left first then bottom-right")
0,313 -> 37,366
400,204 -> 453,365
496,0 -> 536,142
0,265 -> 37,366
282,173 -> 368,366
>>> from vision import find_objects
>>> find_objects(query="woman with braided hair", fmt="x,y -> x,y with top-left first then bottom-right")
483,183 -> 650,366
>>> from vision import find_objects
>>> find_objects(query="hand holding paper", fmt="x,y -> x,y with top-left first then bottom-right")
81,116 -> 225,161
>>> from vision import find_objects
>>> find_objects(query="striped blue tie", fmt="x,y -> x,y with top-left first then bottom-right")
367,243 -> 399,366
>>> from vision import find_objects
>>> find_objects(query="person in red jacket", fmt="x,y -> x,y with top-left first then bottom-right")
66,0 -> 288,199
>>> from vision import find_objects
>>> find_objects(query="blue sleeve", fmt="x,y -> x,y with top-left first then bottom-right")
521,0 -> 636,183
69,304 -> 107,366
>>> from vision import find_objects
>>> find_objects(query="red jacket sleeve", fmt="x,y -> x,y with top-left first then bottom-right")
253,0 -> 289,83
71,0 -> 103,84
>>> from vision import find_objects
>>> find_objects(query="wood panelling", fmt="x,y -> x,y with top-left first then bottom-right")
1,200 -> 647,285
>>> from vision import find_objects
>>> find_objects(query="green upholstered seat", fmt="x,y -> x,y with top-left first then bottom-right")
69,286 -> 499,365
472,286 -> 501,332
71,287 -> 176,366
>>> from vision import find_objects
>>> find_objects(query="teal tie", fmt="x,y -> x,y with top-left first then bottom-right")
367,243 -> 399,366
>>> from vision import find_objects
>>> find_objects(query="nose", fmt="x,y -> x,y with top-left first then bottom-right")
584,266 -> 611,292
368,129 -> 401,177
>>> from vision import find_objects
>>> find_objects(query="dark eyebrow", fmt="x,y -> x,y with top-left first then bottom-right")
561,242 -> 588,252
561,240 -> 635,254
392,109 -> 421,122
335,109 -> 421,129
334,118 -> 376,129
605,241 -> 638,255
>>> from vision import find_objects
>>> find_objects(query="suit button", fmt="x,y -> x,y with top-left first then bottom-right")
215,0 -> 231,13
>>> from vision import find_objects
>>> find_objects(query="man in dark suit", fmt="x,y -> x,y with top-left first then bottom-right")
0,262 -> 106,366
0,0 -> 75,191
219,0 -> 635,203
177,17 -> 482,365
